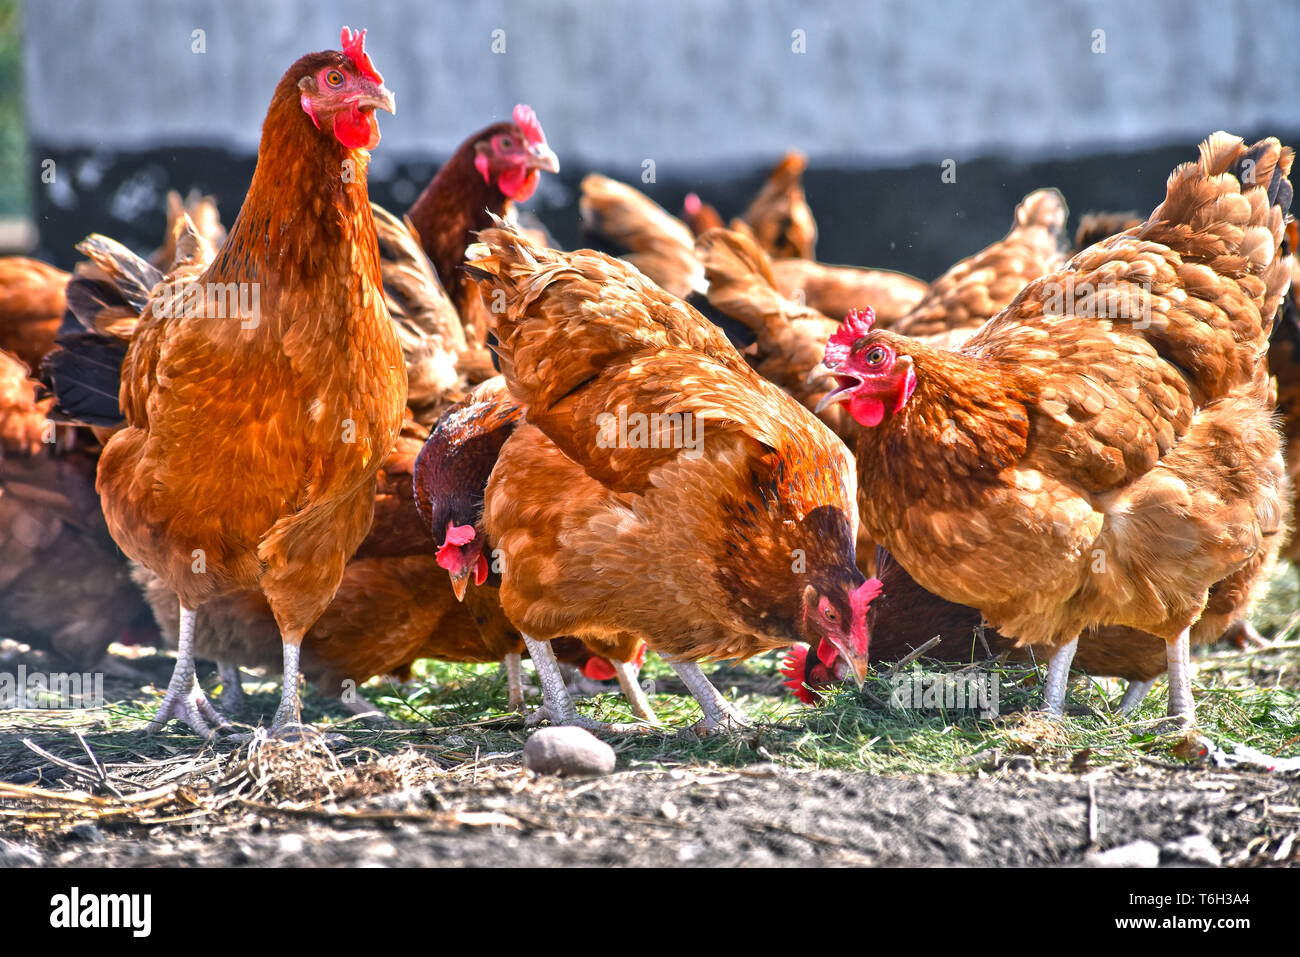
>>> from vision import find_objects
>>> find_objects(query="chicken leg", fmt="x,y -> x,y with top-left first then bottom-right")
612,659 -> 661,726
1118,678 -> 1155,714
147,605 -> 232,736
519,635 -> 649,732
270,639 -> 305,735
217,660 -> 248,712
521,635 -> 609,730
1166,627 -> 1195,726
1041,636 -> 1078,717
664,658 -> 750,734
503,652 -> 526,711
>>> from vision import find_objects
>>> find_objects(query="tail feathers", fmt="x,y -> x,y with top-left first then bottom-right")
41,233 -> 158,429
75,235 -> 162,317
41,333 -> 127,428
695,227 -> 791,340
1012,188 -> 1068,240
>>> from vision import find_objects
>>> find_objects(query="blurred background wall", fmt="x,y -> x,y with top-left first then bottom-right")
8,0 -> 1300,278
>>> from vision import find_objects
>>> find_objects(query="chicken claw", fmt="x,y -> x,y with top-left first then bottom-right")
146,606 -> 233,737
664,658 -> 751,734
520,635 -> 649,733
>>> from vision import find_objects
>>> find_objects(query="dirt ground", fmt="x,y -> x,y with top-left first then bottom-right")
2,639 -> 1298,868
3,737 -> 1299,868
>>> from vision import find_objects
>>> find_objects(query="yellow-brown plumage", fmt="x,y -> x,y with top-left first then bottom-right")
464,223 -> 865,672
839,133 -> 1290,660
96,51 -> 406,653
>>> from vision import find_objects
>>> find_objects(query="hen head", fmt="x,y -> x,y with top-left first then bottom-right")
797,575 -> 879,686
296,27 -> 396,151
435,521 -> 489,601
816,308 -> 917,427
779,643 -> 847,704
474,105 -> 560,202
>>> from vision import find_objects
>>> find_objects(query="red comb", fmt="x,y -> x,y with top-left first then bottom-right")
435,522 -> 476,572
684,193 -> 702,216
780,645 -> 818,704
824,307 -> 876,366
848,577 -> 882,657
340,26 -> 384,85
513,104 -> 546,147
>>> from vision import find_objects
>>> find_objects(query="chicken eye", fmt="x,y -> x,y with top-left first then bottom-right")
865,346 -> 887,365
499,136 -> 515,150
326,70 -> 344,87
823,607 -> 838,623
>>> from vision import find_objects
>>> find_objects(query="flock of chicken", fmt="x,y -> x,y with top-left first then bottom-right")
1,27 -> 1297,744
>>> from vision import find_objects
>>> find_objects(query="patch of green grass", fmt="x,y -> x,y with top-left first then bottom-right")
5,622 -> 1297,781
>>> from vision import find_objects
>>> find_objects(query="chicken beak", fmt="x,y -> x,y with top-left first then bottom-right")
528,142 -> 560,174
806,361 -> 835,388
353,84 -> 396,116
814,371 -> 861,413
449,569 -> 471,602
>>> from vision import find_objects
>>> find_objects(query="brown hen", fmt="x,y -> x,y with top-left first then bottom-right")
459,222 -> 871,733
820,132 -> 1293,726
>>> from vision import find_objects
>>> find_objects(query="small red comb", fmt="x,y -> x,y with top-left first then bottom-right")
684,193 -> 702,216
513,104 -> 546,147
435,522 -> 477,572
780,645 -> 818,705
851,576 -> 883,614
341,26 -> 384,85
824,307 -> 876,366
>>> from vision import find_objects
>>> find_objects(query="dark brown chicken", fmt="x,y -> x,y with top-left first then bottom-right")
403,104 -> 560,355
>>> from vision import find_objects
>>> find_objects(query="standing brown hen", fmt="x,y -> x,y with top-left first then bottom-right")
44,29 -> 406,738
819,133 -> 1292,726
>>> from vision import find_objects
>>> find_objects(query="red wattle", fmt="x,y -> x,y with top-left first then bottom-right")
582,658 -> 618,681
497,165 -> 539,202
334,107 -> 379,150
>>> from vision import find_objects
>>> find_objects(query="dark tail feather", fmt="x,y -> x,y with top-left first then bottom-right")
40,235 -> 160,428
41,333 -> 127,427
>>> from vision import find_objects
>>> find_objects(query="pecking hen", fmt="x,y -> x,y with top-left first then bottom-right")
458,221 -> 871,733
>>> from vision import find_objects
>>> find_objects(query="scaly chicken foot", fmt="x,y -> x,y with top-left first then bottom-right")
1118,678 -> 1155,714
664,658 -> 750,734
520,635 -> 641,733
147,606 -> 233,737
267,640 -> 316,740
1041,636 -> 1078,717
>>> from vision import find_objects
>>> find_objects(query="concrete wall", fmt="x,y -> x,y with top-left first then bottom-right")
24,0 -> 1300,173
